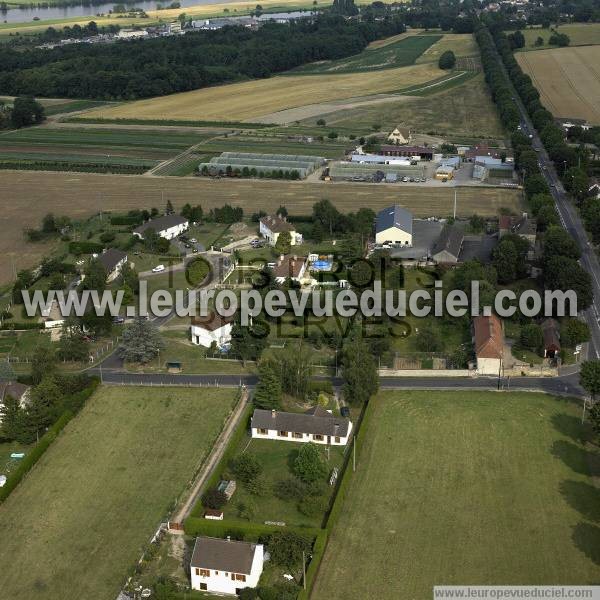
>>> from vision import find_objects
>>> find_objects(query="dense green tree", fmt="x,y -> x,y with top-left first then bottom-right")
293,443 -> 327,484
0,394 -> 24,442
544,256 -> 592,310
253,360 -> 282,410
341,329 -> 378,405
438,50 -> 456,69
274,231 -> 292,256
560,318 -> 590,348
57,324 -> 89,362
31,344 -> 57,385
263,531 -> 311,568
580,360 -> 600,400
520,323 -> 543,353
231,452 -> 262,485
118,317 -> 164,364
10,97 -> 44,128
415,321 -> 443,353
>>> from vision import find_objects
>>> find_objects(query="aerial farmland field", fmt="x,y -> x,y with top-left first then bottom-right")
516,46 -> 600,124
0,385 -> 237,600
312,391 -> 600,600
81,62 -> 444,123
0,170 -> 522,284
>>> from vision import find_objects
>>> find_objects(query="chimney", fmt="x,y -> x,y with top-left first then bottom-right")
227,536 -> 231,542
522,212 -> 528,219
271,409 -> 276,418
293,255 -> 297,261
279,254 -> 284,263
283,215 -> 287,222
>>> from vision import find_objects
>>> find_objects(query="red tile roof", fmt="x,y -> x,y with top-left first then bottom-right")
473,315 -> 504,359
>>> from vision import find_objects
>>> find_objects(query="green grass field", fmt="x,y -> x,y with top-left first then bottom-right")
312,391 -> 600,599
0,385 -> 238,600
321,73 -> 505,139
520,23 -> 600,50
290,34 -> 442,75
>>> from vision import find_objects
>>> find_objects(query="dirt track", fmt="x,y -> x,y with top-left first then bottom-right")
0,170 -> 522,285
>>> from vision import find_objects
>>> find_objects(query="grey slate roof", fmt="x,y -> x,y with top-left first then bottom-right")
133,214 -> 188,235
432,225 -> 464,260
376,205 -> 413,236
97,248 -> 127,273
251,407 -> 351,437
0,381 -> 29,402
190,536 -> 259,575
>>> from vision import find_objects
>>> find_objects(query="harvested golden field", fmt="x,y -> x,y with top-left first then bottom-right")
0,170 -> 521,284
520,23 -> 600,49
415,33 -> 479,64
517,46 -> 600,124
82,63 -> 443,122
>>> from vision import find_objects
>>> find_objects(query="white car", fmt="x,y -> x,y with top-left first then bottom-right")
189,238 -> 197,243
152,264 -> 165,273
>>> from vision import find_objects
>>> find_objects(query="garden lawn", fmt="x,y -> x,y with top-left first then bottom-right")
0,385 -> 238,600
312,391 -> 600,599
217,436 -> 345,528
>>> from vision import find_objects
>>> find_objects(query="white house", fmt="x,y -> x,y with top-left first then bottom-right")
473,314 -> 504,376
259,215 -> 301,246
190,536 -> 264,595
251,406 -> 353,446
97,248 -> 128,283
191,314 -> 233,348
375,205 -> 413,246
133,214 -> 189,241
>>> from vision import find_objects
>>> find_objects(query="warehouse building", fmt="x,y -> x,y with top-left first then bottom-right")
375,205 -> 413,246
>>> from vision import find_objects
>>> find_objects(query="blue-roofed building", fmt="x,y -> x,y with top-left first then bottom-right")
375,205 -> 413,246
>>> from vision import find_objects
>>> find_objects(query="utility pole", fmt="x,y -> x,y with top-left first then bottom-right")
302,551 -> 306,590
453,189 -> 457,220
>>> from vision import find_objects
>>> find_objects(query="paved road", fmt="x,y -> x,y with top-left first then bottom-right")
495,47 -> 600,358
90,367 -> 584,397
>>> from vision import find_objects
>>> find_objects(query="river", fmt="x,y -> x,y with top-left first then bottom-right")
0,0 -> 234,25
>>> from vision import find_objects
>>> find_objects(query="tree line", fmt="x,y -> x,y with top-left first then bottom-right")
0,14 -> 407,100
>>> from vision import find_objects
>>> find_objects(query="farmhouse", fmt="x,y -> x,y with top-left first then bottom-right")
133,214 -> 189,240
541,318 -> 561,359
376,205 -> 413,246
272,254 -> 307,284
387,126 -> 412,145
190,314 -> 233,349
190,536 -> 264,595
499,214 -> 537,245
473,314 -> 504,376
259,215 -> 301,246
432,224 -> 464,264
251,406 -> 353,446
97,248 -> 128,283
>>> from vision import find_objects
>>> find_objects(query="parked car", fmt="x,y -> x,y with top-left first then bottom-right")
152,264 -> 165,273
340,406 -> 351,418
190,238 -> 197,243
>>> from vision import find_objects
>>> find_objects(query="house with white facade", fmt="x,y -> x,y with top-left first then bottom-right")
251,406 -> 353,446
97,248 -> 128,283
190,314 -> 233,348
375,205 -> 413,246
133,214 -> 189,240
259,215 -> 301,246
190,536 -> 264,595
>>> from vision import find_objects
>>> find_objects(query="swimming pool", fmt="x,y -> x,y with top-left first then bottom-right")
311,259 -> 333,271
